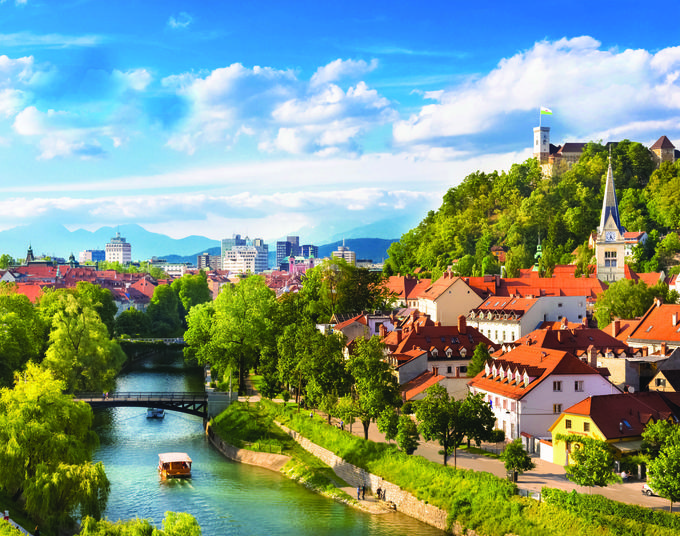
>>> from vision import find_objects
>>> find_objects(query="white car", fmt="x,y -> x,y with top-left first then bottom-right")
642,483 -> 658,497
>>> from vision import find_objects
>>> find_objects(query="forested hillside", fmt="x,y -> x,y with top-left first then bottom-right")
384,140 -> 680,280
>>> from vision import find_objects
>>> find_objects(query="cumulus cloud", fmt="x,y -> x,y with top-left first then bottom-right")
310,58 -> 378,86
168,12 -> 193,29
164,59 -> 393,156
393,37 -> 680,147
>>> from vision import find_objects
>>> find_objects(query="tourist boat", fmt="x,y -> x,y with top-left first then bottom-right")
146,408 -> 165,419
158,452 -> 192,478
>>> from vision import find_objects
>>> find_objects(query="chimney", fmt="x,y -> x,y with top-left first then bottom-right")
379,324 -> 386,338
582,317 -> 588,327
496,274 -> 501,286
673,312 -> 679,327
396,329 -> 402,343
557,330 -> 565,344
434,321 -> 441,327
415,323 -> 420,334
561,317 -> 568,329
656,298 -> 663,307
432,366 -> 438,376
588,345 -> 598,368
612,319 -> 620,337
458,314 -> 467,334
661,342 -> 668,355
642,346 -> 648,357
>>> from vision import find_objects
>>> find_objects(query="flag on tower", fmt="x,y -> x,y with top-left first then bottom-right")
540,107 -> 553,115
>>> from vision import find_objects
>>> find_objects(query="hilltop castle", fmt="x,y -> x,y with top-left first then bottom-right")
533,126 -> 679,177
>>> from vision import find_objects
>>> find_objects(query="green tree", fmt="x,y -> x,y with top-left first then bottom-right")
114,307 -> 152,338
558,435 -> 619,491
335,395 -> 358,434
467,343 -> 490,377
81,511 -> 201,536
416,384 -> 465,467
76,281 -> 118,337
377,407 -> 399,442
642,419 -> 680,458
0,364 -> 109,529
648,443 -> 680,512
199,276 -> 276,394
147,284 -> 182,337
462,391 -> 496,448
0,287 -> 45,386
0,254 -> 15,269
396,415 -> 420,454
171,272 -> 211,321
593,279 -> 656,327
346,336 -> 400,440
42,293 -> 126,393
183,302 -> 216,365
501,438 -> 536,477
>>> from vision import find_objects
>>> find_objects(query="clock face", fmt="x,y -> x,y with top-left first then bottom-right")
605,231 -> 616,242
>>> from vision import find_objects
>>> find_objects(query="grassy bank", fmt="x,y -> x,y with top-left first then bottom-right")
255,399 -> 679,536
211,401 -> 353,504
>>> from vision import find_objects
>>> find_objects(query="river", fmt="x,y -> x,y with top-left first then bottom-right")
92,353 -> 445,536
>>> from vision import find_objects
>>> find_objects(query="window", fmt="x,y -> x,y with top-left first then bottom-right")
558,302 -> 563,308
494,330 -> 498,340
459,366 -> 467,374
565,419 -> 572,429
553,381 -> 562,392
503,399 -> 507,410
574,381 -> 584,392
447,366 -> 452,374
495,397 -> 500,408
502,331 -> 506,342
583,422 -> 590,432
553,404 -> 562,414
656,378 -> 667,387
604,250 -> 617,267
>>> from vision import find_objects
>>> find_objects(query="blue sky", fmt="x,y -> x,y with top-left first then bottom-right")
1,0 -> 680,248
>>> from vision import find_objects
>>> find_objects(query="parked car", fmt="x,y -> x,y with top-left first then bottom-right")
642,483 -> 658,497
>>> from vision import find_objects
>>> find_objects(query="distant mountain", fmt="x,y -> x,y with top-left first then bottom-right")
0,223 -> 218,261
326,216 -> 419,243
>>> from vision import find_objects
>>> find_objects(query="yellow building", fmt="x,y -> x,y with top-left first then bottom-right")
549,392 -> 680,466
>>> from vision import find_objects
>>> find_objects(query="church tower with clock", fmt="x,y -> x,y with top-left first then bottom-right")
595,152 -> 626,282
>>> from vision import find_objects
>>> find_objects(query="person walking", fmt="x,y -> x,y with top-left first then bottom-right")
362,485 -> 365,500
357,485 -> 361,500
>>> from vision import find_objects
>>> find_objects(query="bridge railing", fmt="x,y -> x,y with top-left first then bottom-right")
75,391 -> 206,401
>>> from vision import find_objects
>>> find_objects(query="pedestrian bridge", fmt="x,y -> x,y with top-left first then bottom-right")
74,391 -> 235,419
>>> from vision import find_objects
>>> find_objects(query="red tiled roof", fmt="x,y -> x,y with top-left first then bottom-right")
650,135 -> 675,150
468,346 -> 604,400
419,272 -> 465,301
601,318 -> 639,343
384,276 -> 432,302
513,327 -> 631,355
335,314 -> 368,331
562,391 -> 680,440
474,296 -> 537,315
626,302 -> 680,344
383,321 -> 494,358
401,370 -> 445,401
14,282 -> 48,303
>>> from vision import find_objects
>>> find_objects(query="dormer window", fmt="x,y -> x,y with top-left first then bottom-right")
492,364 -> 498,377
485,363 -> 491,376
431,348 -> 438,358
460,348 -> 467,358
446,348 -> 453,358
499,368 -> 505,380
523,371 -> 529,387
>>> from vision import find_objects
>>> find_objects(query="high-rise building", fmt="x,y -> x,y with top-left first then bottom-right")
79,249 -> 106,263
301,244 -> 318,258
276,235 -> 301,266
105,232 -> 132,264
221,235 -> 268,273
332,240 -> 356,266
196,253 -> 222,271
221,234 -> 247,257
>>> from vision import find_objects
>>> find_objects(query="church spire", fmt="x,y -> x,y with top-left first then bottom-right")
598,148 -> 624,234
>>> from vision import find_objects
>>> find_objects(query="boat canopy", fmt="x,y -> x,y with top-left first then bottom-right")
158,452 -> 192,464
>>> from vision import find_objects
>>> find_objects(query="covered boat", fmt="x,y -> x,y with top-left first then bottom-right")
158,452 -> 192,478
147,408 -> 165,419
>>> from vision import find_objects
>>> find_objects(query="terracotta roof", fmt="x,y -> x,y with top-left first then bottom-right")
473,296 -> 537,316
335,313 -> 368,331
14,282 -> 47,303
623,231 -> 646,241
557,142 -> 587,154
383,320 -> 494,359
419,272 -> 467,301
627,302 -> 680,344
468,346 -> 604,401
560,391 -> 680,440
650,135 -> 675,150
384,276 -> 431,302
401,370 -> 445,401
513,327 -> 632,356
601,318 -> 639,343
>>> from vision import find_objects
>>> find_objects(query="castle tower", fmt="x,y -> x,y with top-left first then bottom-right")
533,126 -> 550,163
596,151 -> 626,283
650,135 -> 676,165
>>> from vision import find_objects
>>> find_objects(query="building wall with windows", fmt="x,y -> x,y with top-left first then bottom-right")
105,232 -> 132,264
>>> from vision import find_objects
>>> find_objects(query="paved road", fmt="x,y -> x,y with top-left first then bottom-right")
242,395 -> 671,511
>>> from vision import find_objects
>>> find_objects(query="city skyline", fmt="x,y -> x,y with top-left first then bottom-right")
1,1 -> 680,244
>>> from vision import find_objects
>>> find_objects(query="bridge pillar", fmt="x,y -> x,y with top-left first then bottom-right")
207,390 -> 236,418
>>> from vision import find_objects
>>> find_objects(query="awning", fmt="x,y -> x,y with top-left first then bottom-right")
612,439 -> 644,453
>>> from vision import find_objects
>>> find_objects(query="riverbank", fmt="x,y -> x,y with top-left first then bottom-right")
206,404 -> 399,517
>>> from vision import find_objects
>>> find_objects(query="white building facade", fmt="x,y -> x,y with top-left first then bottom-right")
105,232 -> 132,264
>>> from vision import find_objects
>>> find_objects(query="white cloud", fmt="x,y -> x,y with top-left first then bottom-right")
310,58 -> 378,86
168,12 -> 193,29
393,37 -> 680,147
113,69 -> 152,92
165,61 -> 393,156
0,32 -> 102,48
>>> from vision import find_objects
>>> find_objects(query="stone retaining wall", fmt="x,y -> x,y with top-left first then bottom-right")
277,422 -> 450,533
206,423 -> 290,472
